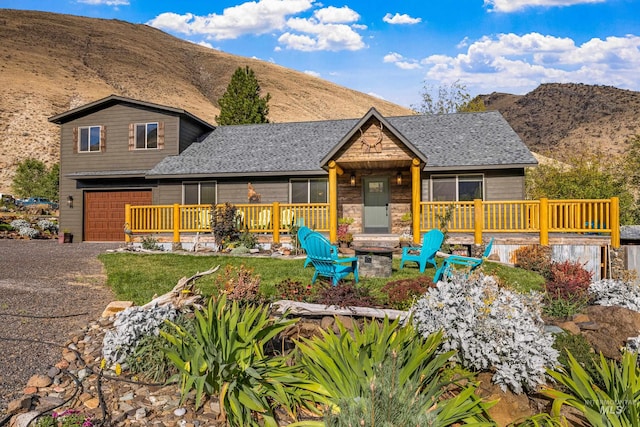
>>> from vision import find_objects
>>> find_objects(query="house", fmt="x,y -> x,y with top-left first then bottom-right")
50,94 -> 538,242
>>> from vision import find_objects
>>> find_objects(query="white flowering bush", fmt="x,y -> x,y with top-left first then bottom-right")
411,275 -> 558,394
589,279 -> 640,312
102,304 -> 178,365
37,219 -> 58,234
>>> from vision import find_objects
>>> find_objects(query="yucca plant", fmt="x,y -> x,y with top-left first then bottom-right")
161,295 -> 328,426
543,350 -> 640,426
295,316 -> 494,426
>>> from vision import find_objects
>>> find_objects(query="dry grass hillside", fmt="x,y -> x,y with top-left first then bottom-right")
0,9 -> 413,193
481,83 -> 640,159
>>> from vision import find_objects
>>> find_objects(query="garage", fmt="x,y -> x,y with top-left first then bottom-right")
84,190 -> 152,241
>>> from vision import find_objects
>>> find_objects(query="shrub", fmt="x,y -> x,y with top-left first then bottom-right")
514,244 -> 553,279
380,276 -> 432,310
161,295 -> 326,424
17,226 -> 39,238
212,264 -> 263,305
411,275 -> 558,394
34,409 -> 93,427
37,219 -> 58,234
211,202 -> 239,247
552,332 -> 599,386
315,282 -> 380,308
274,279 -> 315,302
126,314 -> 194,383
102,304 -> 178,366
297,317 -> 493,425
542,294 -> 589,319
141,234 -> 162,251
589,279 -> 640,312
545,260 -> 593,301
9,219 -> 30,230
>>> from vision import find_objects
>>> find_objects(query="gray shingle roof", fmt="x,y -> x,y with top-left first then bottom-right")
147,111 -> 536,177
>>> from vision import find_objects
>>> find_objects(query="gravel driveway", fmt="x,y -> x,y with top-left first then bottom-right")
0,239 -> 120,412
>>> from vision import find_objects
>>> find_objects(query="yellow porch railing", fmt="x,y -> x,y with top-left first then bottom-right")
125,197 -> 620,248
125,202 -> 330,244
420,197 -> 620,247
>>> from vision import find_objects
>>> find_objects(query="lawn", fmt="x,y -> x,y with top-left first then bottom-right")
98,252 -> 545,305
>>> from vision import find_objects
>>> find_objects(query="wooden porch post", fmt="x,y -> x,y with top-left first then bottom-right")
411,158 -> 421,244
273,202 -> 280,244
473,199 -> 483,245
539,198 -> 549,246
173,203 -> 180,243
611,196 -> 620,248
124,204 -> 131,243
328,161 -> 343,243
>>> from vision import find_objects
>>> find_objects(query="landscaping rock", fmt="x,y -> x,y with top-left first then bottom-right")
475,372 -> 533,426
102,301 -> 134,318
556,321 -> 581,335
581,305 -> 640,360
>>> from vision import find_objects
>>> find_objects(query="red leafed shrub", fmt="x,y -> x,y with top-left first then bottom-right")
545,260 -> 593,300
274,279 -> 315,303
514,244 -> 553,279
381,276 -> 434,310
315,283 -> 381,308
213,264 -> 263,305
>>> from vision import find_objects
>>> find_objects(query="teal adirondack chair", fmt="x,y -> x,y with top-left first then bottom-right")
433,238 -> 495,283
297,225 -> 325,268
305,232 -> 358,286
399,229 -> 445,273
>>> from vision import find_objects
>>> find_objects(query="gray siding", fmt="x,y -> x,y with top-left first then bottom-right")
155,181 -> 183,205
179,120 -> 211,153
218,181 -> 289,204
484,170 -> 525,201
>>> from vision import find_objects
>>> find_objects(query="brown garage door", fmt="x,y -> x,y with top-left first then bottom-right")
84,190 -> 152,241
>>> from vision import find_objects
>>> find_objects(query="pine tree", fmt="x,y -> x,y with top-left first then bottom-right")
215,66 -> 271,125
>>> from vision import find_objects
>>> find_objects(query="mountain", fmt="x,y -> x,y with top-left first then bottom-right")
480,83 -> 640,159
0,9 -> 413,193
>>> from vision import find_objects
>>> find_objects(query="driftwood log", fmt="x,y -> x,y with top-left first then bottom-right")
271,300 -> 408,321
141,266 -> 219,310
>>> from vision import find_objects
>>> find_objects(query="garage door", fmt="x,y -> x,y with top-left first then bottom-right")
84,190 -> 152,241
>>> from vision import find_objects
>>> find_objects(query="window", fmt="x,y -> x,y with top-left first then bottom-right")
183,182 -> 216,204
78,126 -> 101,152
431,175 -> 483,201
135,122 -> 158,149
291,179 -> 328,203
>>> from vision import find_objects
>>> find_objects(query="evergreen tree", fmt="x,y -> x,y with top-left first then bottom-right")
215,66 -> 271,125
11,158 -> 59,201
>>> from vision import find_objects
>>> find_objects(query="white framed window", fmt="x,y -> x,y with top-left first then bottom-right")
135,122 -> 158,149
183,181 -> 217,205
290,179 -> 328,203
78,126 -> 101,152
431,174 -> 484,201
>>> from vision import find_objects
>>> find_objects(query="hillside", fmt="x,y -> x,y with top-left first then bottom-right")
481,83 -> 640,158
0,9 -> 413,193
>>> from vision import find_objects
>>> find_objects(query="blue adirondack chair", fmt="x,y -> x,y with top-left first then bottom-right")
399,229 -> 445,273
305,232 -> 358,286
433,238 -> 495,283
297,225 -> 320,268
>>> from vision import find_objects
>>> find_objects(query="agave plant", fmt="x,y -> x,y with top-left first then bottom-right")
295,316 -> 495,426
161,294 -> 328,427
543,350 -> 640,426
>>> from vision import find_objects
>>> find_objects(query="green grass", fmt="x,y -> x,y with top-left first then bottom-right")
98,253 -> 545,305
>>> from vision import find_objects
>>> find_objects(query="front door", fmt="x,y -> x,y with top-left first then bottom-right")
363,176 -> 390,233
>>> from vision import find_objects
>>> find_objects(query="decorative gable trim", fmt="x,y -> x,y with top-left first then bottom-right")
158,121 -> 165,150
72,127 -> 78,154
128,123 -> 134,151
319,107 -> 428,168
100,126 -> 106,152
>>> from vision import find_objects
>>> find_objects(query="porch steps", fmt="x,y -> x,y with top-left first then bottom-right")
352,234 -> 400,249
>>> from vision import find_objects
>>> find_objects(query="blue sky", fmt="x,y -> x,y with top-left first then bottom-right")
2,0 -> 639,108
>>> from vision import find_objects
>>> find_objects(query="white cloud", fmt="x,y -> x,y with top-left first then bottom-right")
279,16 -> 365,51
416,32 -> 640,94
314,6 -> 359,23
148,0 -> 314,40
382,13 -> 421,25
383,51 -> 421,70
304,70 -> 321,77
368,92 -> 386,100
484,0 -> 605,13
77,0 -> 129,5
